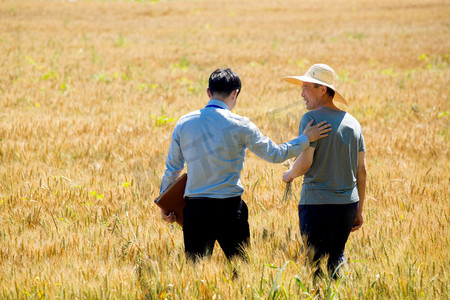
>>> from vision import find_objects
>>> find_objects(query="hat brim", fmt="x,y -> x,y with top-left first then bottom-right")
282,76 -> 348,105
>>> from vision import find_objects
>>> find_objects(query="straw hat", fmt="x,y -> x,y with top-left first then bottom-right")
282,63 -> 347,105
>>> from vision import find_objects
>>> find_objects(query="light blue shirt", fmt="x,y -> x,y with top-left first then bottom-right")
160,99 -> 310,198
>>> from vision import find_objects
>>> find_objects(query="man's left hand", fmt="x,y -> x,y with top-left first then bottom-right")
161,210 -> 176,223
303,120 -> 331,142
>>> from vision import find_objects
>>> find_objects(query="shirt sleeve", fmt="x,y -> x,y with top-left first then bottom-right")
359,129 -> 366,152
244,120 -> 310,163
160,124 -> 185,193
298,113 -> 318,148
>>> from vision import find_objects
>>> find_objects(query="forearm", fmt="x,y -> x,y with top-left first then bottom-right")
249,134 -> 310,163
288,158 -> 309,179
356,168 -> 367,214
283,147 -> 314,182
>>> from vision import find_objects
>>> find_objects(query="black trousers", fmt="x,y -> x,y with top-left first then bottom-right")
298,202 -> 358,276
183,196 -> 250,261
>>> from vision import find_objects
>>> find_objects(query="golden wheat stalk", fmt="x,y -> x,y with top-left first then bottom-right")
282,158 -> 295,201
282,181 -> 292,202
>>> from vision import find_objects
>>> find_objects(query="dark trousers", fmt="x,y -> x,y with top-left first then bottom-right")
183,196 -> 250,261
298,202 -> 358,276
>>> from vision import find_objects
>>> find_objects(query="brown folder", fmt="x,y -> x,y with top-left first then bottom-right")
154,173 -> 187,226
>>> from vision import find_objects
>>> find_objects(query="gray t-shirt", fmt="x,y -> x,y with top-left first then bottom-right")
298,107 -> 365,205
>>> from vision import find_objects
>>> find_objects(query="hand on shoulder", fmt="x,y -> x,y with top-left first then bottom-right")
303,120 -> 331,142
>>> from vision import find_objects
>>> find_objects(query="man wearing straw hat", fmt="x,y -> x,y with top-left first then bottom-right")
159,68 -> 331,262
282,64 -> 367,277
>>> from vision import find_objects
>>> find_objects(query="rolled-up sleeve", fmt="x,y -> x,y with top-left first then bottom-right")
160,124 -> 185,193
244,120 -> 309,163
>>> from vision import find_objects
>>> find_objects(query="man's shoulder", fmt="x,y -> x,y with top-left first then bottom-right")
307,107 -> 360,122
177,110 -> 201,124
207,108 -> 252,128
301,110 -> 316,119
300,109 -> 322,124
225,110 -> 251,125
178,108 -> 252,129
342,111 -> 362,128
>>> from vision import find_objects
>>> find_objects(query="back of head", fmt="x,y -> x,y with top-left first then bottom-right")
209,68 -> 241,98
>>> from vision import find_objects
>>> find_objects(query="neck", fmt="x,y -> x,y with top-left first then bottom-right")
317,96 -> 339,110
222,98 -> 235,110
210,95 -> 235,110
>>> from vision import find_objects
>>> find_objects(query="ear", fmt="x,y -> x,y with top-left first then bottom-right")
207,88 -> 212,98
232,89 -> 239,99
320,85 -> 327,96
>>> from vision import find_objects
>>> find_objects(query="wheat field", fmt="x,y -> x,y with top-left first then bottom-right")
0,0 -> 449,299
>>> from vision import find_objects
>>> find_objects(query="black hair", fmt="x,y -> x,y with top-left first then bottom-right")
314,83 -> 335,99
208,68 -> 241,98
326,87 -> 335,98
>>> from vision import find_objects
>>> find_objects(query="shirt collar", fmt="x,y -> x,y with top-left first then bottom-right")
206,99 -> 230,110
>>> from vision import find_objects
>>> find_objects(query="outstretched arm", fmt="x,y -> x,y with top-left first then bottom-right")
245,120 -> 330,163
352,151 -> 366,231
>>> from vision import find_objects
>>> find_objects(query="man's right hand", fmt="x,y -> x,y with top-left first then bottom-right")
161,209 -> 176,223
351,212 -> 363,231
303,120 -> 331,142
282,170 -> 294,183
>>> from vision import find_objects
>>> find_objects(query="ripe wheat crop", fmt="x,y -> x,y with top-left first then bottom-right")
0,0 -> 448,299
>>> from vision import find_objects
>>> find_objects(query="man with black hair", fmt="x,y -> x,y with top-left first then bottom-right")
160,68 -> 331,261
